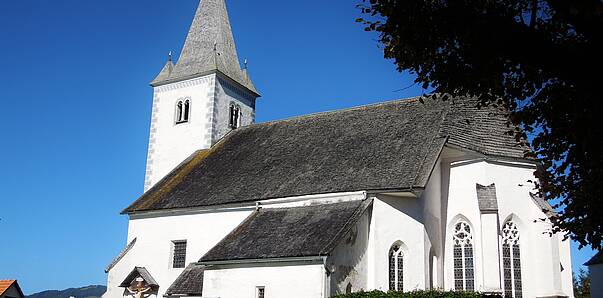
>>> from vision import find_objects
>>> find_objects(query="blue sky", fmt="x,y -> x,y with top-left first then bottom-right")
0,0 -> 595,294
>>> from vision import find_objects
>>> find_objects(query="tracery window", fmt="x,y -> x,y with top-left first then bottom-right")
453,221 -> 475,291
229,103 -> 241,129
388,244 -> 404,291
502,221 -> 522,298
175,99 -> 190,124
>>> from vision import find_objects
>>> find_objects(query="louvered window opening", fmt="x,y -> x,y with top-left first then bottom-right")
453,221 -> 475,291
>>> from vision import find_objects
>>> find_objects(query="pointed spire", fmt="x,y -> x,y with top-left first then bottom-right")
151,52 -> 175,85
150,0 -> 258,95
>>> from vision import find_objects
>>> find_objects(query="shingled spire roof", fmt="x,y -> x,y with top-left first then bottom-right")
151,0 -> 258,95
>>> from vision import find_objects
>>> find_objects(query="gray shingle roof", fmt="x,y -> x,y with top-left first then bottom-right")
165,264 -> 205,296
152,58 -> 174,85
476,183 -> 499,213
151,0 -> 258,95
124,97 -> 528,214
199,200 -> 372,262
119,267 -> 159,288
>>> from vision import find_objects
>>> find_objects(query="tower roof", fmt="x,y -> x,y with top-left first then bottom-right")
151,0 -> 258,95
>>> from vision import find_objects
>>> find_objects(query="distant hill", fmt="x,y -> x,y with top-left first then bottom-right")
27,285 -> 106,298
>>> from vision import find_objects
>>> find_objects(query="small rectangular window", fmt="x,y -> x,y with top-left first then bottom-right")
172,240 -> 187,268
256,286 -> 265,298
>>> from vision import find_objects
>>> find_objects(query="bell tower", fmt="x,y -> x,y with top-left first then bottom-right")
143,0 -> 259,191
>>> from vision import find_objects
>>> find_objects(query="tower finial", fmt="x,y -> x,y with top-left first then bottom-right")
168,51 -> 173,61
243,58 -> 248,70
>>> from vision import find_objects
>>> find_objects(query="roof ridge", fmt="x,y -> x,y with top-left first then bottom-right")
238,96 -> 425,131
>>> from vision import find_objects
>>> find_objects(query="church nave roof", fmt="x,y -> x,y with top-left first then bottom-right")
124,96 -> 529,214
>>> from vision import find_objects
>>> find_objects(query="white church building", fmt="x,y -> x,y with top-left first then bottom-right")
102,0 -> 574,297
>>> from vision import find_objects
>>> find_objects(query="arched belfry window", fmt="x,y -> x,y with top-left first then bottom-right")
388,243 -> 404,291
453,221 -> 475,291
229,103 -> 241,129
502,221 -> 522,298
183,100 -> 190,122
175,99 -> 190,124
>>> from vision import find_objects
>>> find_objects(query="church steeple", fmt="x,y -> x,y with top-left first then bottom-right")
151,0 -> 258,95
144,0 -> 259,192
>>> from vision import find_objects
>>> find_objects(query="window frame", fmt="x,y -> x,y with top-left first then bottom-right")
452,220 -> 475,291
171,240 -> 187,269
229,102 -> 241,129
388,243 -> 404,292
256,286 -> 265,298
175,98 -> 191,125
502,220 -> 522,298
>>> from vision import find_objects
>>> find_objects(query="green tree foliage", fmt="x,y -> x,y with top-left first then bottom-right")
357,0 -> 603,249
574,268 -> 591,298
333,290 -> 499,298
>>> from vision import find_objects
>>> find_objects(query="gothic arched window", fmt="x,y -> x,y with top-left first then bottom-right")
453,221 -> 475,291
229,103 -> 241,129
388,244 -> 404,291
502,221 -> 522,298
175,99 -> 190,124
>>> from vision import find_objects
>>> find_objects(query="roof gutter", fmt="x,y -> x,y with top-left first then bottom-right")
199,256 -> 325,266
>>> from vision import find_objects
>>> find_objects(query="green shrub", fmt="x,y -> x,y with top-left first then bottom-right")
333,290 -> 501,298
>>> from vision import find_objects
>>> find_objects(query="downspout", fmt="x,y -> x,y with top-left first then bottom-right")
322,256 -> 330,298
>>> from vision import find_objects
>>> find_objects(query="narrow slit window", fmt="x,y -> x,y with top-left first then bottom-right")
453,221 -> 475,291
172,240 -> 187,268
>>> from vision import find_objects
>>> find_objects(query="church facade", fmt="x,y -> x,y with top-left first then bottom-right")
103,1 -> 574,297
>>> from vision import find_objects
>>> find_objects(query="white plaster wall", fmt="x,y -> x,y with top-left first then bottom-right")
420,158 -> 444,289
212,76 -> 256,142
104,208 -> 254,298
368,194 -> 427,291
444,158 -> 574,297
443,160 -> 486,291
202,263 -> 325,298
490,161 -> 572,297
558,237 -> 574,297
145,75 -> 216,190
328,207 -> 370,295
480,212 -> 502,292
144,74 -> 258,191
103,235 -> 138,298
591,264 -> 603,298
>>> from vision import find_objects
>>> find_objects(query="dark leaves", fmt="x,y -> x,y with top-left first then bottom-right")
359,0 -> 603,249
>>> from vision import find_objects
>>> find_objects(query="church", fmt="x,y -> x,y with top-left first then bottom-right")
102,0 -> 574,297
